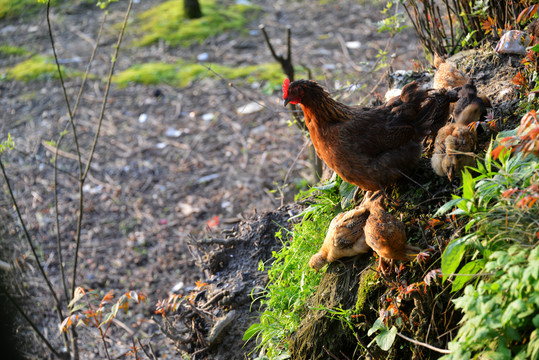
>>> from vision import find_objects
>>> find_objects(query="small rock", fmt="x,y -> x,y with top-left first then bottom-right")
202,113 -> 214,122
138,113 -> 147,123
345,41 -> 361,49
197,52 -> 209,61
0,25 -> 16,34
495,30 -> 532,55
165,127 -> 182,137
171,281 -> 184,293
237,102 -> 264,114
323,63 -> 336,71
198,173 -> 219,184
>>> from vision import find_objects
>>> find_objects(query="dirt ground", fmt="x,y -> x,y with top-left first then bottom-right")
1,0 -> 518,359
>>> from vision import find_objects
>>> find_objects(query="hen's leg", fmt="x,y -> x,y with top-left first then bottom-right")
379,257 -> 390,276
353,187 -> 366,205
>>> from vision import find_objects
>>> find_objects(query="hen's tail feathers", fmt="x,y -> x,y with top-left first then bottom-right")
416,88 -> 459,138
399,81 -> 428,104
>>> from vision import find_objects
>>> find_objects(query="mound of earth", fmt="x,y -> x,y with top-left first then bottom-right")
169,48 -> 524,359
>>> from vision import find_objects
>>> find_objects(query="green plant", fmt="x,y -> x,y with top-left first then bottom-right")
112,61 -> 283,88
402,0 -> 533,56
0,44 -> 30,57
442,246 -> 539,359
2,55 -> 73,81
244,178 -> 345,358
434,115 -> 538,358
377,1 -> 408,36
0,134 -> 14,154
132,0 -> 260,47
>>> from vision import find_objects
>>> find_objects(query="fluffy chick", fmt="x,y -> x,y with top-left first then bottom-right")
309,206 -> 371,270
452,79 -> 490,120
363,191 -> 420,275
432,103 -> 480,181
433,53 -> 469,90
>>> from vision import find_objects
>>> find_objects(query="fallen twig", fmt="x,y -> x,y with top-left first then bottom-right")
396,331 -> 452,354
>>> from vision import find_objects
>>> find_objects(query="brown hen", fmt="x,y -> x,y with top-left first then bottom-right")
309,206 -> 371,270
363,191 -> 420,275
283,79 -> 458,192
433,53 -> 469,90
432,103 -> 480,181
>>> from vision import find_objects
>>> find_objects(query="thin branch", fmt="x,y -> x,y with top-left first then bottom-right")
136,338 -> 158,360
71,10 -> 107,119
200,63 -> 276,113
53,134 -> 71,353
322,346 -> 341,360
2,289 -> 62,358
335,33 -> 366,73
259,25 -> 305,132
46,1 -> 83,178
71,0 -> 134,298
0,159 -> 62,308
396,332 -> 452,354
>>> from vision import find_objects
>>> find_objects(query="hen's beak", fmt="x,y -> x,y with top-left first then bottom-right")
283,98 -> 290,107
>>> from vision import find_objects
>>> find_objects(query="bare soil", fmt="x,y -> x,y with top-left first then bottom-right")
0,0 -> 523,359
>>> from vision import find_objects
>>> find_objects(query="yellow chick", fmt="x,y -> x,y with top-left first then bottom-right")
309,206 -> 371,270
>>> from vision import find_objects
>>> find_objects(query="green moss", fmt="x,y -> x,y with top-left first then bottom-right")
0,45 -> 30,57
133,0 -> 260,47
112,61 -> 283,88
0,0 -> 101,19
3,55 -> 77,82
355,268 -> 378,313
0,0 -> 41,19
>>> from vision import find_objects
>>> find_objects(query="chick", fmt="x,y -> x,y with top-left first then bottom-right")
432,53 -> 469,90
452,79 -> 490,120
309,206 -> 371,270
432,103 -> 480,181
363,191 -> 420,275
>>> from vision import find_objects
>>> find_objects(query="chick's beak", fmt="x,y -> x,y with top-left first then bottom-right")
283,98 -> 290,107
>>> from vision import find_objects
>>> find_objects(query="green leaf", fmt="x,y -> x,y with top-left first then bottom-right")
502,299 -> 526,326
99,311 -> 115,328
434,198 -> 464,217
442,234 -> 473,282
375,325 -> 397,351
339,181 -> 357,209
452,259 -> 484,292
0,133 -> 15,155
461,169 -> 476,200
368,318 -> 384,336
533,314 -> 539,328
527,330 -> 539,360
243,322 -> 263,341
314,181 -> 338,191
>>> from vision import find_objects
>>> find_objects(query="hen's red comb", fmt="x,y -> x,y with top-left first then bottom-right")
282,78 -> 290,99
